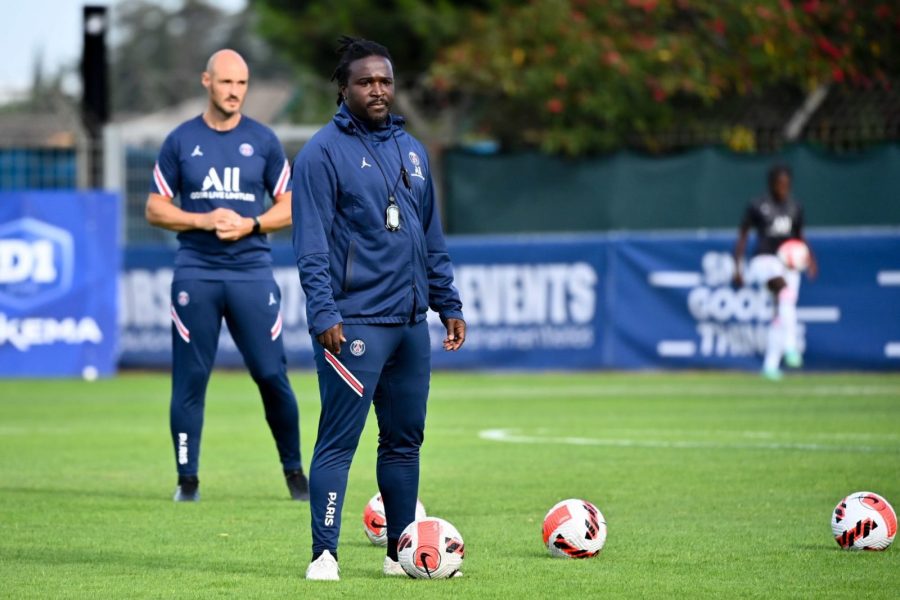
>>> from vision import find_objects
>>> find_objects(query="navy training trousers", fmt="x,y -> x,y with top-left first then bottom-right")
169,278 -> 301,477
308,321 -> 430,556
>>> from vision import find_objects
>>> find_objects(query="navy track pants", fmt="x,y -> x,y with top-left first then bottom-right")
168,278 -> 301,477
308,321 -> 430,555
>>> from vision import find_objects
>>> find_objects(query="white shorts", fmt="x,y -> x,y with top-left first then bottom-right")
746,254 -> 800,291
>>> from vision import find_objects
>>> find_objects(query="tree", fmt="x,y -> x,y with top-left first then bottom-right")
431,0 -> 900,154
251,0 -> 502,140
251,1 -> 900,154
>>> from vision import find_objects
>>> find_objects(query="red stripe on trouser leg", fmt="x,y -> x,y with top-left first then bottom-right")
170,305 -> 190,343
324,350 -> 364,396
270,312 -> 282,340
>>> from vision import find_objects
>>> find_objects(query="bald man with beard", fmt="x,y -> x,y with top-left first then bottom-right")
146,49 -> 308,502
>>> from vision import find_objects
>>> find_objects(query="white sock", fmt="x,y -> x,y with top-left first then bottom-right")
764,316 -> 784,371
778,287 -> 798,354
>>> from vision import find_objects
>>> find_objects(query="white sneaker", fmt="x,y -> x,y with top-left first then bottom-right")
306,550 -> 339,581
383,556 -> 406,577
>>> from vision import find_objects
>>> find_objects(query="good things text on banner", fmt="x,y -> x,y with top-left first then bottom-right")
609,230 -> 900,370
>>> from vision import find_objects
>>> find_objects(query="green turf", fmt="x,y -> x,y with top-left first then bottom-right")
1,371 -> 898,598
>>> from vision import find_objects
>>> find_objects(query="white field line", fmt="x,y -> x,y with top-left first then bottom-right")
657,341 -> 697,357
524,427 -> 900,442
430,385 -> 900,398
647,272 -> 703,287
877,271 -> 900,286
479,429 -> 898,454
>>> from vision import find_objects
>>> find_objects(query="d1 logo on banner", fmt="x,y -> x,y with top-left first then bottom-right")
0,218 -> 73,310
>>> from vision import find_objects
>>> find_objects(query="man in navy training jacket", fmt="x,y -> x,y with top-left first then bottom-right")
146,49 -> 308,502
292,37 -> 466,581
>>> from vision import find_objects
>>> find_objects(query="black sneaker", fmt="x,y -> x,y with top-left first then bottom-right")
173,475 -> 199,502
285,469 -> 310,501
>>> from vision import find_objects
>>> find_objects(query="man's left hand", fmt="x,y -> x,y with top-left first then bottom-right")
443,318 -> 466,351
216,215 -> 253,241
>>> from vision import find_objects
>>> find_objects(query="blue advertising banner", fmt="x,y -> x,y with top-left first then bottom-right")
120,238 -> 607,370
609,230 -> 900,371
119,245 -> 314,369
0,191 -> 119,378
118,229 -> 900,372
425,235 -> 606,369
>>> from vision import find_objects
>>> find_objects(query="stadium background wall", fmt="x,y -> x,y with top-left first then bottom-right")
443,143 -> 900,234
118,230 -> 900,372
107,142 -> 900,244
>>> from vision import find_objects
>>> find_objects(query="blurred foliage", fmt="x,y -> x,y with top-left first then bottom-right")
111,0 -> 291,115
253,0 -> 900,155
251,0 -> 502,137
252,0 -> 496,84
432,0 -> 900,154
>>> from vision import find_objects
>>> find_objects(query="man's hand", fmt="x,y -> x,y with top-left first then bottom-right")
317,323 -> 346,355
199,207 -> 241,232
443,318 -> 466,351
216,215 -> 253,241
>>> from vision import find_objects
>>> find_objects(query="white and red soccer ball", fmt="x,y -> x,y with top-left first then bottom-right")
397,517 -> 465,579
776,239 -> 810,271
542,498 -> 607,558
363,493 -> 426,546
832,491 -> 896,551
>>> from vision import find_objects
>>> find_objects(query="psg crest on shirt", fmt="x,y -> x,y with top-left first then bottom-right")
239,143 -> 254,157
350,339 -> 366,356
408,152 -> 425,180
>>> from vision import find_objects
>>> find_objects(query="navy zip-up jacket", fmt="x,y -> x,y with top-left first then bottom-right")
292,104 -> 464,336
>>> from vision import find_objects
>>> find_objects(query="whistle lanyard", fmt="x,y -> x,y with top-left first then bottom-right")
355,131 -> 410,231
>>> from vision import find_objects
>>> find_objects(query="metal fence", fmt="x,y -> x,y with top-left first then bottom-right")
0,148 -> 77,190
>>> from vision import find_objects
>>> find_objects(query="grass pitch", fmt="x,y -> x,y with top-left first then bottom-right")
1,371 -> 899,598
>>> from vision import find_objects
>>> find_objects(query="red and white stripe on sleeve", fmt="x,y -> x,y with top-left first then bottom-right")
153,161 -> 174,198
273,159 -> 290,196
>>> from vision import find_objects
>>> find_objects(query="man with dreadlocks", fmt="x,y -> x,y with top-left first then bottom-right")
292,37 -> 466,580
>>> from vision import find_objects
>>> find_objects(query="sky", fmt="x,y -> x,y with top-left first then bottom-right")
2,0 -> 246,100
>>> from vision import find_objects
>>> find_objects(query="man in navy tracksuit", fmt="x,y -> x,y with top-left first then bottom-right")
146,49 -> 308,502
292,37 -> 466,580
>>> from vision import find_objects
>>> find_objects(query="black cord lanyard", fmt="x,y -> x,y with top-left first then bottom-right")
355,130 -> 411,231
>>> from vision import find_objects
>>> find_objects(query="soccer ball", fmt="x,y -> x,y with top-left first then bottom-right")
397,517 -> 465,579
542,498 -> 607,558
832,491 -> 896,550
362,493 -> 426,546
776,239 -> 810,271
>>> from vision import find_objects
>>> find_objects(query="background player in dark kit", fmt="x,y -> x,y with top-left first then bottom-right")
734,165 -> 818,380
292,37 -> 465,580
146,49 -> 308,502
